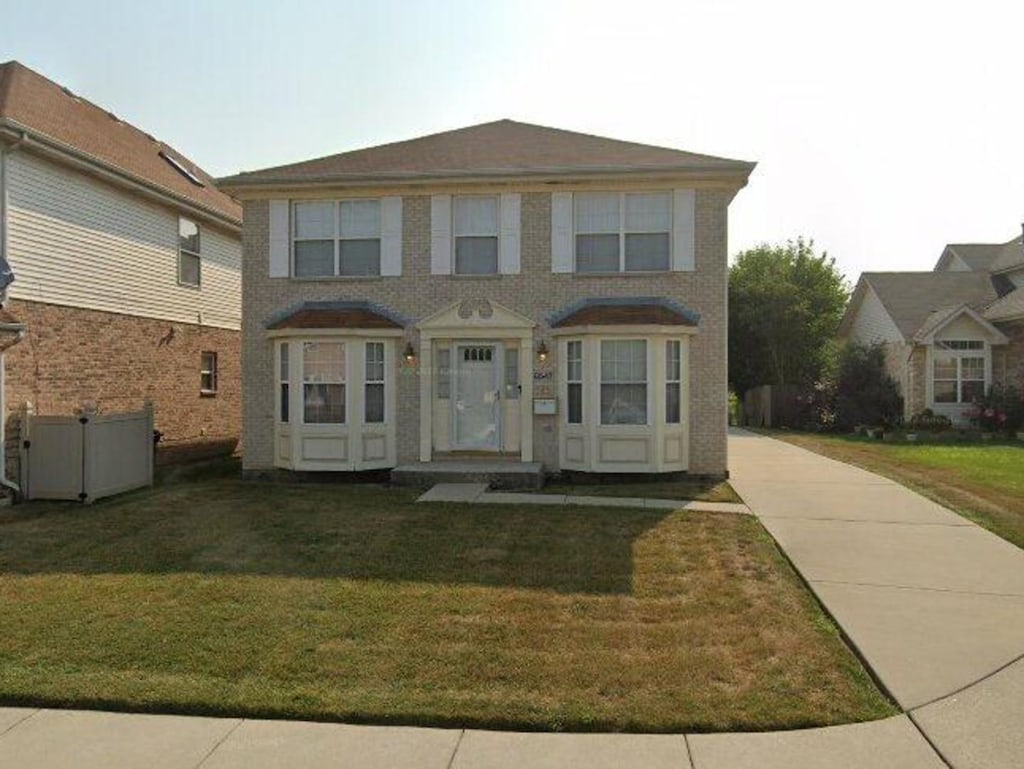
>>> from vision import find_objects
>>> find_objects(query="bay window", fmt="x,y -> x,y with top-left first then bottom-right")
364,342 -> 385,423
293,200 -> 381,277
933,340 -> 985,404
575,192 -> 671,273
303,342 -> 346,423
567,340 -> 583,424
279,343 -> 290,423
600,340 -> 647,425
666,340 -> 681,423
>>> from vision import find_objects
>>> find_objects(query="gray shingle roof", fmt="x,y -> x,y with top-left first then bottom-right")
861,272 -> 998,339
219,120 -> 756,188
983,287 -> 1024,323
990,235 -> 1024,273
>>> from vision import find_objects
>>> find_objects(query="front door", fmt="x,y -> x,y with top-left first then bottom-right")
453,344 -> 500,450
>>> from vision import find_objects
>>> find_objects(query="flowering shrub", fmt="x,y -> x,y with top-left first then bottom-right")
969,384 -> 1024,434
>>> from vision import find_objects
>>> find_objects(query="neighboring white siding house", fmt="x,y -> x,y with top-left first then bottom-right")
6,151 -> 240,330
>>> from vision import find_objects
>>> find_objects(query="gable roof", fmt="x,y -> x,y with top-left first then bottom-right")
983,287 -> 1024,323
913,304 -> 1009,344
218,120 -> 756,189
856,272 -> 998,340
0,61 -> 240,226
990,235 -> 1024,273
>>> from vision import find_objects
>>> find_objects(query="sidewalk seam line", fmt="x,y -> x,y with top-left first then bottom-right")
445,728 -> 466,769
0,707 -> 41,737
192,717 -> 245,769
908,649 -> 1024,712
683,732 -> 697,769
907,711 -> 955,769
809,578 -> 1024,599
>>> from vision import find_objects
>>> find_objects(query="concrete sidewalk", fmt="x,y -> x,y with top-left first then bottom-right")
1,430 -> 1020,768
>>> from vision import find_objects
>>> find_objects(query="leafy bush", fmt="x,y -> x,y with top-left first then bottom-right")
832,342 -> 902,431
968,384 -> 1024,434
907,409 -> 952,432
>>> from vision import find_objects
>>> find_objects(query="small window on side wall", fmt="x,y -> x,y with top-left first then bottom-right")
179,217 -> 201,286
200,351 -> 218,394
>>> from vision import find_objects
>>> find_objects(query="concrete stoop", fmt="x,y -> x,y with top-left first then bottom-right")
390,461 -> 544,490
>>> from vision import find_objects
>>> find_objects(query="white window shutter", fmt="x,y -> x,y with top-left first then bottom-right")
430,195 -> 452,275
268,199 -> 290,277
551,192 -> 573,273
380,196 -> 403,276
672,189 -> 696,272
499,193 -> 521,274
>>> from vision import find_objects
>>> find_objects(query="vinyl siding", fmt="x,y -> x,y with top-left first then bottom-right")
847,285 -> 903,344
5,150 -> 240,330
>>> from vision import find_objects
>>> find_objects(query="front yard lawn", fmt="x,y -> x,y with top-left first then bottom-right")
768,432 -> 1024,549
0,467 -> 892,732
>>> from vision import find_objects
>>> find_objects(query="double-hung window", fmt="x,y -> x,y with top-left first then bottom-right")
200,352 -> 217,394
279,343 -> 290,423
453,196 -> 499,274
933,340 -> 986,404
178,217 -> 201,286
364,342 -> 385,423
302,342 -> 346,423
666,340 -> 681,423
293,200 -> 381,277
567,341 -> 583,424
575,192 -> 671,273
600,340 -> 647,425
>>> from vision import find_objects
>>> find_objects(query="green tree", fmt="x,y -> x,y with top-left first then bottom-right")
729,238 -> 848,396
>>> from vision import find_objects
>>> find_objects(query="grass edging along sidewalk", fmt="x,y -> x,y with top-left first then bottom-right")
762,430 -> 1024,549
0,471 -> 894,733
543,475 -> 740,502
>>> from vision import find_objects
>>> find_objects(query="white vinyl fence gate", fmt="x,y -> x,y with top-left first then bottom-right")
20,406 -> 154,502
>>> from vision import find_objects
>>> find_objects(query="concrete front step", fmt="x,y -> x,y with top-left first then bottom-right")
391,461 -> 544,490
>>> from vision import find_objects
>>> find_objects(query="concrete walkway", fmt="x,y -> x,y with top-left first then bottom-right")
417,481 -> 752,514
1,430 -> 1021,767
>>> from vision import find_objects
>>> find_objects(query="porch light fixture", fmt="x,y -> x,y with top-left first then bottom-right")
536,341 -> 549,362
404,342 -> 416,363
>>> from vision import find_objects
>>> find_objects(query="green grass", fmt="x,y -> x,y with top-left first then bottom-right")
0,467 -> 893,732
543,477 -> 741,502
768,432 -> 1024,548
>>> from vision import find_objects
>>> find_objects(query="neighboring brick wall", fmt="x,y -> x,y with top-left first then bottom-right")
995,321 -> 1024,390
242,189 -> 734,476
906,345 -> 928,417
3,298 -> 240,479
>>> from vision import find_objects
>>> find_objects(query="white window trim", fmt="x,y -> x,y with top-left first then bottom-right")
565,339 -> 583,425
927,339 -> 991,407
277,342 -> 290,424
452,194 -> 500,275
598,338 -> 650,426
573,192 -> 672,274
200,351 -> 217,395
666,339 -> 681,424
292,199 -> 383,278
363,341 -> 387,425
178,217 -> 201,287
300,340 -> 348,425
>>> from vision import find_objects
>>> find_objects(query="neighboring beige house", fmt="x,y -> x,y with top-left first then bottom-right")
220,120 -> 754,479
0,61 -> 243,488
839,232 -> 1024,424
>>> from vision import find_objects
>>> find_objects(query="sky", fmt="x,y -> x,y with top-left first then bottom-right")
2,0 -> 1021,282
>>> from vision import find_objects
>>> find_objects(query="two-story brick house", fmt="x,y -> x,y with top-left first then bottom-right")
219,121 -> 754,479
0,61 -> 242,487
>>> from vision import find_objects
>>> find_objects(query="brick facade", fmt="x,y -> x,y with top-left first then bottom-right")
242,190 -> 732,476
4,298 -> 240,479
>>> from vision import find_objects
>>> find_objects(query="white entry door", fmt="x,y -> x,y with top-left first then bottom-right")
453,344 -> 501,450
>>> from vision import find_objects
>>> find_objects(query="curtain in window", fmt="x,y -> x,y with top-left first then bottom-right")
600,340 -> 647,425
303,342 -> 346,423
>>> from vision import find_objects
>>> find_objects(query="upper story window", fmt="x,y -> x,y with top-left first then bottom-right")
453,196 -> 498,275
933,339 -> 986,404
294,200 -> 381,278
178,217 -> 201,286
575,192 -> 671,273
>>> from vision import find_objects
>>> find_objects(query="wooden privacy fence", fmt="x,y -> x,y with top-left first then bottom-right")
20,404 -> 154,502
741,384 -> 804,428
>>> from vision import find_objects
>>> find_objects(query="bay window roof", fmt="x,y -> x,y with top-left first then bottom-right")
549,297 -> 699,329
